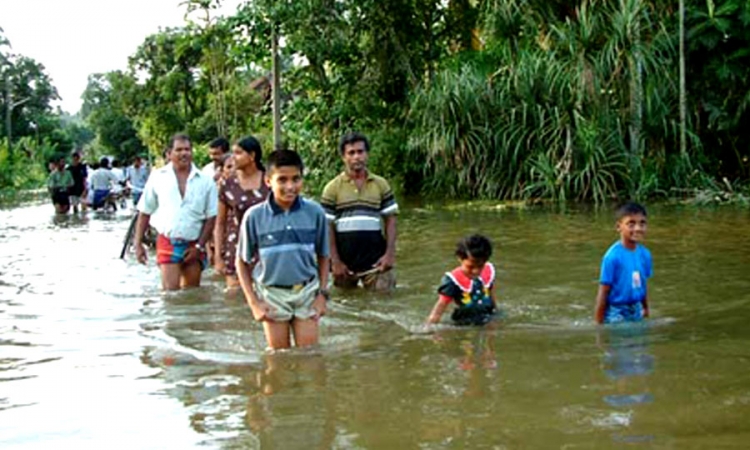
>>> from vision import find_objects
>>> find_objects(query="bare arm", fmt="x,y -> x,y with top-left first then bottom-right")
236,254 -> 273,321
426,298 -> 449,324
184,217 -> 215,263
594,284 -> 611,324
311,254 -> 331,320
375,215 -> 397,271
329,221 -> 351,277
198,217 -> 215,248
642,285 -> 650,318
133,212 -> 151,265
214,201 -> 228,272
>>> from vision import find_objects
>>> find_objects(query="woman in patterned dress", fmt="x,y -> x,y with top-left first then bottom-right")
214,136 -> 269,287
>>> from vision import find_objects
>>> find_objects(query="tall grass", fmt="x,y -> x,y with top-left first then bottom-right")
407,0 -> 691,203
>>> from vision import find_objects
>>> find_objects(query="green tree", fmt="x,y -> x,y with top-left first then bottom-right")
81,71 -> 146,161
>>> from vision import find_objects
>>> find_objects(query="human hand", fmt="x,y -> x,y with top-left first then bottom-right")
311,294 -> 327,321
183,246 -> 200,264
249,299 -> 275,322
643,306 -> 650,318
215,259 -> 226,275
135,243 -> 148,265
374,252 -> 395,272
331,259 -> 352,278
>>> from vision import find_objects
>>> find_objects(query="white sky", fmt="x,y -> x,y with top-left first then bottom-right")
0,0 -> 244,114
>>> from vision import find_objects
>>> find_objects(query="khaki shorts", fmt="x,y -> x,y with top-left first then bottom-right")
256,279 -> 320,322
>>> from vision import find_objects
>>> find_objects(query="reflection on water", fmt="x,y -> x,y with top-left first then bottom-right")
2,201 -> 750,448
598,323 -> 655,443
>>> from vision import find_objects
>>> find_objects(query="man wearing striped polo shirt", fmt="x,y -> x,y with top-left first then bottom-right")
321,132 -> 399,292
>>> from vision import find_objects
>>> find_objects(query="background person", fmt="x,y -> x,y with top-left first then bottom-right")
201,137 -> 230,182
89,157 -> 120,211
214,136 -> 269,288
47,156 -> 74,214
126,155 -> 150,206
67,151 -> 87,214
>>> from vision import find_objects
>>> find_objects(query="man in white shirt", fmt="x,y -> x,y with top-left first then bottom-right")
133,134 -> 218,290
111,159 -> 128,208
201,137 -> 230,182
126,155 -> 150,205
89,157 -> 120,210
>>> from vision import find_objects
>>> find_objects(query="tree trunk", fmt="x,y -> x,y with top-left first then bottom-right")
4,74 -> 11,151
679,0 -> 687,157
272,25 -> 282,151
629,1 -> 643,157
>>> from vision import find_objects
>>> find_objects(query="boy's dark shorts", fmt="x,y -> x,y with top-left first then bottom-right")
51,190 -> 70,206
604,302 -> 644,324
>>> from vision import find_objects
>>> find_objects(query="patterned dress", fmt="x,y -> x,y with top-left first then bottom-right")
437,262 -> 497,325
218,173 -> 269,275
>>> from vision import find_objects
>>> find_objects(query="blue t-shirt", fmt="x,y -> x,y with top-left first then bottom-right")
599,241 -> 652,305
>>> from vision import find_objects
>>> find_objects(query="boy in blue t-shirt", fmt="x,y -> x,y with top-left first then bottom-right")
595,202 -> 652,324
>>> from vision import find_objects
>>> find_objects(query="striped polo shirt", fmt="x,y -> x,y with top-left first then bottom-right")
238,194 -> 329,287
320,171 -> 398,273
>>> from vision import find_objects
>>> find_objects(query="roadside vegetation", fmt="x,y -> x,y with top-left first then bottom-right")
2,1 -> 749,205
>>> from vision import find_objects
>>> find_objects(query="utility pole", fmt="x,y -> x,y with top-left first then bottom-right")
4,73 -> 10,148
271,23 -> 282,151
4,73 -> 30,152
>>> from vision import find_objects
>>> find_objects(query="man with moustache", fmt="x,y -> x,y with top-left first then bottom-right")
321,132 -> 399,292
201,137 -> 230,182
133,134 -> 218,290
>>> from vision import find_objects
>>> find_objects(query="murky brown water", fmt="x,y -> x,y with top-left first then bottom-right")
2,200 -> 749,449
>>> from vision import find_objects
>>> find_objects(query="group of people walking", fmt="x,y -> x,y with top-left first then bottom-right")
130,132 -> 401,349
47,152 -> 150,214
126,131 -> 653,351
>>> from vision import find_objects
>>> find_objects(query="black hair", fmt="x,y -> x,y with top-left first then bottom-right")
71,151 -> 81,158
236,136 -> 265,171
219,153 -> 233,168
209,137 -> 230,153
338,132 -> 370,154
455,234 -> 493,261
99,157 -> 110,169
267,149 -> 304,176
615,202 -> 647,221
169,133 -> 191,149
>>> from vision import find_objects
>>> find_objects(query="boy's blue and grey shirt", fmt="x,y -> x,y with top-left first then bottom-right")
238,194 -> 330,287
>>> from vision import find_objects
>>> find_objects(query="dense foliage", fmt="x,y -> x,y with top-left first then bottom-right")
3,1 -> 749,203
0,27 -> 94,194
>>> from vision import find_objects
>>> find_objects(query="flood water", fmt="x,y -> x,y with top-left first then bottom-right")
2,199 -> 749,449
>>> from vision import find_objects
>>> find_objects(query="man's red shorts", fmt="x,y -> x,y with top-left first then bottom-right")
156,234 -> 207,270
